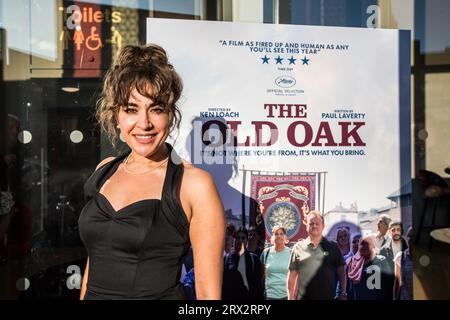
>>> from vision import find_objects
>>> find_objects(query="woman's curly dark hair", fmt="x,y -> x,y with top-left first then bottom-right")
96,44 -> 183,146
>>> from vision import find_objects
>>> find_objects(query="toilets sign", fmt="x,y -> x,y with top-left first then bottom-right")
65,5 -> 122,29
60,4 -> 123,51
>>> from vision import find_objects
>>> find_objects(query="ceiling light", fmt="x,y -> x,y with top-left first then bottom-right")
61,86 -> 80,93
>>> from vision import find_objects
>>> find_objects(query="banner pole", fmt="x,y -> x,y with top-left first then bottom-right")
317,172 -> 321,212
241,165 -> 246,228
322,172 -> 327,215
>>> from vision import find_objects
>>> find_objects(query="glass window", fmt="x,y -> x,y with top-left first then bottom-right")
0,0 -> 449,300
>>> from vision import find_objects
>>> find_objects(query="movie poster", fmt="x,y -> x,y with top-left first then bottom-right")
146,19 -> 410,245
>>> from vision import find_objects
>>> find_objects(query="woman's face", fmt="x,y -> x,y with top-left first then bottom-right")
358,238 -> 373,259
117,86 -> 171,159
337,229 -> 349,246
273,229 -> 286,246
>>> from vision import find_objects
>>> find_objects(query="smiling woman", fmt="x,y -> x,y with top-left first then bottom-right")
96,44 -> 182,148
77,44 -> 225,300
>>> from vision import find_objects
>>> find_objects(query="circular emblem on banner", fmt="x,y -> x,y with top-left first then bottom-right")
264,201 -> 301,239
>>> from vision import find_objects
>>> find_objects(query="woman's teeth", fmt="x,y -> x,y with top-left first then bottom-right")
134,134 -> 156,143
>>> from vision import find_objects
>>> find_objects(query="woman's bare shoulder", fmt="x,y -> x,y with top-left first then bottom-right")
95,157 -> 116,171
180,161 -> 214,185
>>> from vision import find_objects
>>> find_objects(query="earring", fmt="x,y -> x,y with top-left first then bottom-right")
116,124 -> 120,128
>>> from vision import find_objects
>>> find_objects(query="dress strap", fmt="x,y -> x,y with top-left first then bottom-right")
160,143 -> 190,240
83,150 -> 130,204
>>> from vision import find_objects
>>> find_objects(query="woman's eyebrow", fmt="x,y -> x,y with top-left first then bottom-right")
128,93 -> 149,104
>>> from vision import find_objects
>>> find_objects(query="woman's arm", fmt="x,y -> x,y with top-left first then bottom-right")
80,257 -> 89,300
184,169 -> 225,300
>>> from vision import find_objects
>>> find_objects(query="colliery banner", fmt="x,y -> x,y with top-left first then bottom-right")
250,173 -> 316,242
147,18 -> 410,241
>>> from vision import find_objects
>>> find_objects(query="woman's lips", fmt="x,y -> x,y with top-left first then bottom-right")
133,133 -> 157,144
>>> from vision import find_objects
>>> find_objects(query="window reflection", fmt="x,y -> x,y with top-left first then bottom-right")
0,0 -> 448,300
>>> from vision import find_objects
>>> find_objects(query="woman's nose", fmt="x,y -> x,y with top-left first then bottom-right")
136,110 -> 152,129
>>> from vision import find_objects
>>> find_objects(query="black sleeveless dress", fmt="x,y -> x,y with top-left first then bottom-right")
78,144 -> 190,300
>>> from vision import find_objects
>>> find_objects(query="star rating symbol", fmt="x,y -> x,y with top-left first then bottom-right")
259,55 -> 310,65
288,56 -> 297,65
275,55 -> 283,64
301,56 -> 310,65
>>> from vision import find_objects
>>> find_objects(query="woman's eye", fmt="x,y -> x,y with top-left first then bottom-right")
124,107 -> 137,113
150,107 -> 164,114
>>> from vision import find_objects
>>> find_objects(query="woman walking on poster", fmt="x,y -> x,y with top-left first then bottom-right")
261,226 -> 291,300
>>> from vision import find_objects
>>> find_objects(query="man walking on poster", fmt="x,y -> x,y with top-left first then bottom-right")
288,211 -> 347,300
